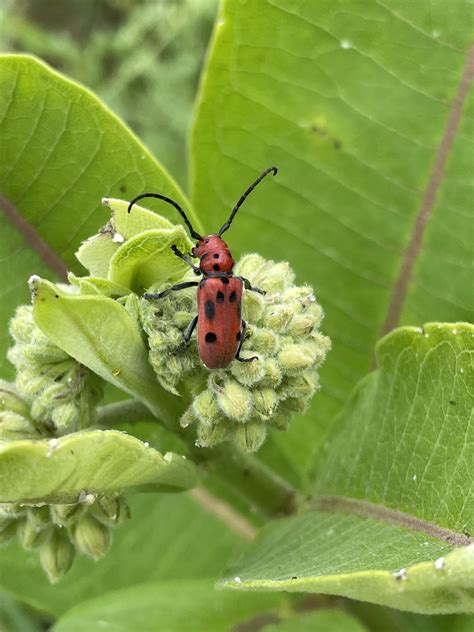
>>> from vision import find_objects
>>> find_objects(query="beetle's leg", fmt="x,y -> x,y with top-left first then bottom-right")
183,315 -> 198,345
235,320 -> 258,363
239,276 -> 266,295
171,245 -> 201,275
144,281 -> 198,300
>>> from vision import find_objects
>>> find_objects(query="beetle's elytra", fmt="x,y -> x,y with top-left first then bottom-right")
127,166 -> 277,369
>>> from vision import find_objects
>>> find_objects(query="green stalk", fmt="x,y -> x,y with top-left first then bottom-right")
97,398 -> 300,519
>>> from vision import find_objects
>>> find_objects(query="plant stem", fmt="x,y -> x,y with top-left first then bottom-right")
97,398 -> 300,518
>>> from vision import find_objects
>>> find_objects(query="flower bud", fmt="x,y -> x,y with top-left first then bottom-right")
278,343 -> 317,373
196,421 -> 228,448
263,305 -> 294,332
39,528 -> 75,583
51,402 -> 79,435
0,384 -> 29,416
281,372 -> 319,399
91,496 -> 130,526
18,520 -> 52,550
215,380 -> 253,422
0,411 -> 40,440
253,388 -> 279,420
242,291 -> 265,322
8,305 -> 103,435
192,390 -> 219,423
248,327 -> 280,356
234,422 -> 267,453
73,514 -> 111,560
230,353 -> 266,386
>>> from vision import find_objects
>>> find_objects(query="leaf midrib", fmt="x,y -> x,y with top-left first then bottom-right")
314,495 -> 472,547
380,44 -> 474,336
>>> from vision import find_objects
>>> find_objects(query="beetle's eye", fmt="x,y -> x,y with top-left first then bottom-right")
205,239 -> 209,244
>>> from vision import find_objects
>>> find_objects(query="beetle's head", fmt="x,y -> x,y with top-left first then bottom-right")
193,235 -> 234,274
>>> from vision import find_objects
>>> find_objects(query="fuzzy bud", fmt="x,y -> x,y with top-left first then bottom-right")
8,306 -> 103,435
91,496 -> 131,527
234,422 -> 267,453
214,379 -> 253,423
73,514 -> 111,560
39,528 -> 75,583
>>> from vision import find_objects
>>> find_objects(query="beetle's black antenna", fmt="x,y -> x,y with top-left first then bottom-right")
218,166 -> 277,237
127,193 -> 202,240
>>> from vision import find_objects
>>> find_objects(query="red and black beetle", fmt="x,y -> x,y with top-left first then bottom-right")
127,166 -> 277,369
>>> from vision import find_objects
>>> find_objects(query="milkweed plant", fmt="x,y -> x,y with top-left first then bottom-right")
1,195 -> 330,581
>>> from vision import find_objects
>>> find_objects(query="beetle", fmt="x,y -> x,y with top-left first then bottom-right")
127,166 -> 277,369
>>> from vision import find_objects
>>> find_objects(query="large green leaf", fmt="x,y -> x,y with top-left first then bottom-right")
0,429 -> 195,503
52,580 -> 285,632
0,493 -> 242,616
0,54 -> 199,378
191,0 -> 474,480
220,324 -> 474,613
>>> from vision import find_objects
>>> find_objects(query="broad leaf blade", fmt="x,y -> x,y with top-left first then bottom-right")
191,0 -> 474,479
0,54 -> 198,377
315,322 -> 473,532
220,324 -> 474,613
0,429 -> 196,503
52,580 -> 285,632
261,610 -> 368,632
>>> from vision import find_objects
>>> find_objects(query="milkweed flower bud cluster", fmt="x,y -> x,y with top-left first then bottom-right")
141,254 -> 330,452
1,307 -> 129,582
0,494 -> 130,583
7,305 -> 103,436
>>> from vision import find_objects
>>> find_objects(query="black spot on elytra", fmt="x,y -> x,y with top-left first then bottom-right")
204,300 -> 215,320
229,291 -> 237,302
205,332 -> 216,343
221,277 -> 229,284
216,290 -> 225,303
213,253 -> 219,259
213,264 -> 220,271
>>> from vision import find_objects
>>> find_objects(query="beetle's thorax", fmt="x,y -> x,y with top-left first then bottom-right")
193,234 -> 234,275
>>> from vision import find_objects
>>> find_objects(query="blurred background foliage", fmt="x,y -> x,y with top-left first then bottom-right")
0,0 -> 218,189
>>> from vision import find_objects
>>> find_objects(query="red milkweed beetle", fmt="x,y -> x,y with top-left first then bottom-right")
127,166 -> 277,369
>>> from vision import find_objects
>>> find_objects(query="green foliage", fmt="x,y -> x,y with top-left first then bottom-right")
221,324 -> 474,613
0,0 -> 473,628
1,429 -> 196,503
191,0 -> 474,480
51,580 -> 286,632
0,0 -> 218,186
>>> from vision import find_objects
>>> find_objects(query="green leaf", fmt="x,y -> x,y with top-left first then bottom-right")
75,198 -> 181,279
52,580 -> 285,632
30,277 -> 177,422
0,494 -> 243,616
220,324 -> 474,614
261,610 -> 368,632
0,54 -> 198,377
0,429 -> 195,503
191,0 -> 474,480
108,226 -> 193,293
